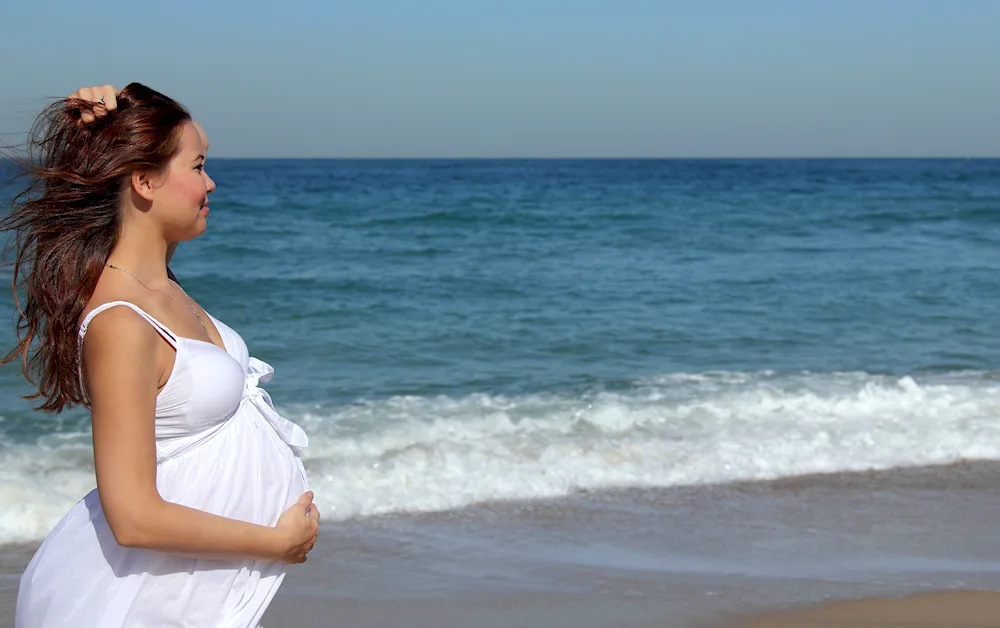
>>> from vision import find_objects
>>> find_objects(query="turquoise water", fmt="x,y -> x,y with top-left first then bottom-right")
2,159 -> 1000,541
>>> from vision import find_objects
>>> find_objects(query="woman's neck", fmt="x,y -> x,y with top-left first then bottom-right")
107,220 -> 171,286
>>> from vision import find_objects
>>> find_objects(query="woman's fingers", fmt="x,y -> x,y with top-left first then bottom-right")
72,87 -> 98,124
94,85 -> 118,115
68,84 -> 119,124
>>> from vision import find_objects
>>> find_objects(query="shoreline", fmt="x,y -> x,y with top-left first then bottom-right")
4,460 -> 1000,627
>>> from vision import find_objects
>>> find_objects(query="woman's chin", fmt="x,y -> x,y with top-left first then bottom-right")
178,223 -> 208,241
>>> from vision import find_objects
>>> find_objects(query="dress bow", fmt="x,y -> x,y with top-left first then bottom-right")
244,357 -> 308,448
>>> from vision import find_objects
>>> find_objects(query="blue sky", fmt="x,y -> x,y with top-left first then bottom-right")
1,0 -> 998,157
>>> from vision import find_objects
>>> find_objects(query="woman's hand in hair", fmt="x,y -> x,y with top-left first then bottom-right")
68,84 -> 120,124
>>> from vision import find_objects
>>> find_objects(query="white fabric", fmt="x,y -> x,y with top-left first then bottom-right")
16,301 -> 309,628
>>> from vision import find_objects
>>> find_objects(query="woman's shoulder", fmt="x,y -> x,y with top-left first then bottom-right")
80,302 -> 160,350
80,273 -> 165,332
80,277 -> 166,345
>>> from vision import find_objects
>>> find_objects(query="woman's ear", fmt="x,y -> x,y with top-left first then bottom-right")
130,170 -> 156,202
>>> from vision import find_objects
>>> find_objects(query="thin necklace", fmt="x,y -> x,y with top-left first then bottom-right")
105,263 -> 209,336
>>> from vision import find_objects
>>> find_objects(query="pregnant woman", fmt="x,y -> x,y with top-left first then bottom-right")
5,83 -> 319,627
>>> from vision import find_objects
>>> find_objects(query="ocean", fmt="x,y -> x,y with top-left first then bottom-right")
2,158 -> 1000,546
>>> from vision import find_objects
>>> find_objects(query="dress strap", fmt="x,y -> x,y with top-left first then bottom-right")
77,301 -> 181,405
79,301 -> 180,349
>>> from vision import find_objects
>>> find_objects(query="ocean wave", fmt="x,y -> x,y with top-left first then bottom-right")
3,370 -> 1000,544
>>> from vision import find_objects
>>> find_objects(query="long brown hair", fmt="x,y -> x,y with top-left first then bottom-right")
1,82 -> 191,412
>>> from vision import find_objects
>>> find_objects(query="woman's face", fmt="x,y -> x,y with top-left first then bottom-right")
150,121 -> 216,241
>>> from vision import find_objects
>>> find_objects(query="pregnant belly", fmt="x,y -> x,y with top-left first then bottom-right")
156,411 -> 309,526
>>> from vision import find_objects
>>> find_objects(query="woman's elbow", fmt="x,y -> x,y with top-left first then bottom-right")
110,525 -> 141,548
103,499 -> 161,549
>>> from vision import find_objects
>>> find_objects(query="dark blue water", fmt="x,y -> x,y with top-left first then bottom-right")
188,158 -> 1000,398
3,159 -> 1000,539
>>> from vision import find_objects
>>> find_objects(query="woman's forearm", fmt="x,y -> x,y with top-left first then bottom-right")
112,497 -> 287,562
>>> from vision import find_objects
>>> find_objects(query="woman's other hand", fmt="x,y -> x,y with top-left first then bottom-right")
68,84 -> 120,124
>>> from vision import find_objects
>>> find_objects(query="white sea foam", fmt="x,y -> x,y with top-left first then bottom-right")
4,370 -> 1000,544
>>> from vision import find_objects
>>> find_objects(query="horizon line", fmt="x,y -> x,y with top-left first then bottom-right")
202,155 -> 1000,161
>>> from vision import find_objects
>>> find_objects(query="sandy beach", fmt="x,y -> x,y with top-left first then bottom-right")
4,461 -> 1000,627
744,591 -> 1000,627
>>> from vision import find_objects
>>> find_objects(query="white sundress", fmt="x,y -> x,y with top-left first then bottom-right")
16,301 -> 310,628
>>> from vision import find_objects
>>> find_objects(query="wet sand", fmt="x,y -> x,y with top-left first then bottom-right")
744,591 -> 1000,627
4,461 -> 1000,627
